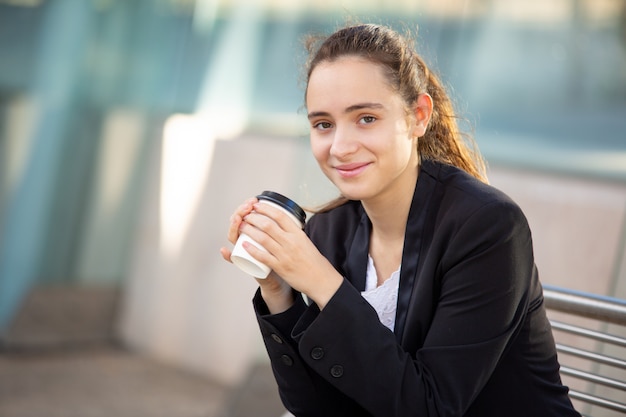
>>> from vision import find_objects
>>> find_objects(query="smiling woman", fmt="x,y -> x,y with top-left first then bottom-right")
220,23 -> 583,417
306,56 -> 424,205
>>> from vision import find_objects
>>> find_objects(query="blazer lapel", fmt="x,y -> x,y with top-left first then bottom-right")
344,207 -> 371,292
394,160 -> 438,343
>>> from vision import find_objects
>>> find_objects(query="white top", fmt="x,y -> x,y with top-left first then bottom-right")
360,255 -> 400,331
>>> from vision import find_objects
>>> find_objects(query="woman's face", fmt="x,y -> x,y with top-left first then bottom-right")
306,56 -> 430,204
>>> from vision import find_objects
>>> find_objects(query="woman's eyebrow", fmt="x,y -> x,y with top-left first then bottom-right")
308,103 -> 384,120
307,111 -> 330,120
344,102 -> 384,113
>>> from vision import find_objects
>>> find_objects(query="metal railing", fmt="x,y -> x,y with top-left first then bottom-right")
543,285 -> 626,416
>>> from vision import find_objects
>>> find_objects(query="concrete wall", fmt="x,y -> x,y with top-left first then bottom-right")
489,166 -> 626,298
118,133 -> 626,387
117,132 -> 335,386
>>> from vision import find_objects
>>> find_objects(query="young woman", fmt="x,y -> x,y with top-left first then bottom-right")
221,23 -> 580,417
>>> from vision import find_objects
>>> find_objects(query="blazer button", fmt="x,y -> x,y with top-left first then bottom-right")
271,333 -> 283,344
281,355 -> 293,366
330,365 -> 344,378
311,347 -> 324,360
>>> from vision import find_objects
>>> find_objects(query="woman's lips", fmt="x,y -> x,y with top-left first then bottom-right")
335,162 -> 370,178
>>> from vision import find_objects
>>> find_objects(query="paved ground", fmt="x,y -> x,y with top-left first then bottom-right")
0,344 -> 285,417
0,287 -> 286,417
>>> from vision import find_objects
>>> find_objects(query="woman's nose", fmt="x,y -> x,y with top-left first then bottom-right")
329,126 -> 358,158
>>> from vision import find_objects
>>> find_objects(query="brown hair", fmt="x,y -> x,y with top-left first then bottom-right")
304,24 -> 488,211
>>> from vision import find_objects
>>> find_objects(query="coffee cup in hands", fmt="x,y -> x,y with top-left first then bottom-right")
230,191 -> 306,278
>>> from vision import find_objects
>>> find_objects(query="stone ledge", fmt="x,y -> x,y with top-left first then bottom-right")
1,286 -> 120,351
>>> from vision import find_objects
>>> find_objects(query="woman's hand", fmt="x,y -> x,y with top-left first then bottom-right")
238,201 -> 343,310
221,197 -> 257,249
220,198 -> 294,314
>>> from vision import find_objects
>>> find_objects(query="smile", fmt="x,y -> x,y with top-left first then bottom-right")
334,162 -> 371,178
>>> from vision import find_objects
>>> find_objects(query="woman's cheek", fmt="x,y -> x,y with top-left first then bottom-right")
310,137 -> 330,167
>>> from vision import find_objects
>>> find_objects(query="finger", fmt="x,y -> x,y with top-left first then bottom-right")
226,213 -> 244,243
219,247 -> 233,263
252,202 -> 304,231
233,198 -> 258,220
243,211 -> 277,232
226,198 -> 259,243
242,209 -> 308,260
239,214 -> 279,254
242,239 -> 275,267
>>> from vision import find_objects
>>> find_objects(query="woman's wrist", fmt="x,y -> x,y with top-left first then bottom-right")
306,270 -> 343,310
258,275 -> 294,314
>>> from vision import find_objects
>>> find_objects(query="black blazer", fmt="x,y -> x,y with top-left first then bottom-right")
254,159 -> 580,417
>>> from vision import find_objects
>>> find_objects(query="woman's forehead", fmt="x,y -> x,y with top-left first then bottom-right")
307,58 -> 394,99
306,73 -> 406,118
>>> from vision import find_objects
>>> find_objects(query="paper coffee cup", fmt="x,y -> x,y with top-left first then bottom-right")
231,191 -> 306,278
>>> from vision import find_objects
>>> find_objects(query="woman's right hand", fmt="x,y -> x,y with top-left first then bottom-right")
220,198 -> 295,314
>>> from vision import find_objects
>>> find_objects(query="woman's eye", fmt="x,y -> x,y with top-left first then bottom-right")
359,116 -> 376,124
313,121 -> 333,130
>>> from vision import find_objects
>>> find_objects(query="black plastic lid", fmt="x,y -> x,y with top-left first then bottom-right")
257,191 -> 306,224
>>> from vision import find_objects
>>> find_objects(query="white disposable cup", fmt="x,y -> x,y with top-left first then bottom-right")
231,191 -> 306,278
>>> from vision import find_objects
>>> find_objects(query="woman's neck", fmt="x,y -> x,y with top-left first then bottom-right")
362,166 -> 418,241
361,165 -> 418,283
364,198 -> 411,242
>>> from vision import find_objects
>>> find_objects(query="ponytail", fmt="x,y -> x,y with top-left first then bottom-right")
418,56 -> 487,183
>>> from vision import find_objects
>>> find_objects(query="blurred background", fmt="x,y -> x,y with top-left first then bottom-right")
0,0 -> 625,416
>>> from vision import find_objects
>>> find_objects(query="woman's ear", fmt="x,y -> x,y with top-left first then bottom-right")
412,93 -> 433,138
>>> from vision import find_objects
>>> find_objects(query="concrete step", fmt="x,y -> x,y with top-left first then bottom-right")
0,285 -> 286,417
0,346 -> 230,417
1,286 -> 119,350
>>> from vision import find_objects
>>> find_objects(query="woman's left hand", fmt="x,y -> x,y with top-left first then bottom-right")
240,202 -> 343,309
